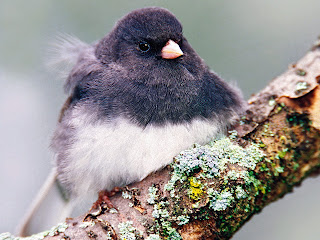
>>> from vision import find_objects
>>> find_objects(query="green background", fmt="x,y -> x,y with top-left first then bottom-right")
1,1 -> 319,239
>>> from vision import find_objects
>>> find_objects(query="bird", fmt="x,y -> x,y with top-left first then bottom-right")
18,7 -> 244,236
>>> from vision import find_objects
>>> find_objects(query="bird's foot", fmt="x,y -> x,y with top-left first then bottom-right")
91,187 -> 122,210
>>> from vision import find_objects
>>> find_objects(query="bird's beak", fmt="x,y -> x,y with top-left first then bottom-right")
161,40 -> 183,59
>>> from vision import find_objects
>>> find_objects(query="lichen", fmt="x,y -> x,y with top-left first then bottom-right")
145,136 -> 266,238
176,215 -> 190,226
277,148 -> 289,159
228,130 -> 238,140
268,98 -> 276,106
207,188 -> 234,211
109,208 -> 118,214
295,69 -> 307,76
187,177 -> 204,201
122,191 -> 133,200
145,234 -> 162,240
235,186 -> 248,199
118,221 -> 142,240
165,136 -> 266,209
146,186 -> 182,239
261,123 -> 275,137
145,89 -> 317,238
169,137 -> 264,179
293,162 -> 300,171
295,81 -> 308,94
274,166 -> 284,176
0,233 -> 16,240
147,186 -> 159,205
286,112 -> 311,131
146,136 -> 269,239
79,221 -> 95,228
0,222 -> 68,240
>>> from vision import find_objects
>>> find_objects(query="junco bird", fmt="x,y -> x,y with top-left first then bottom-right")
18,7 -> 244,235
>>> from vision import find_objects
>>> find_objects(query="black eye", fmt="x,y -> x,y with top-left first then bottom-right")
138,41 -> 150,52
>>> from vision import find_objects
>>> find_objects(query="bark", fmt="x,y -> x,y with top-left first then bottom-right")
3,39 -> 320,240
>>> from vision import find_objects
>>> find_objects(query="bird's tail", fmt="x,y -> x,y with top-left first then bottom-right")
16,168 -> 73,237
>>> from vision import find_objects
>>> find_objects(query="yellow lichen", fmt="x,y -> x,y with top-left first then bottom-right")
188,177 -> 204,201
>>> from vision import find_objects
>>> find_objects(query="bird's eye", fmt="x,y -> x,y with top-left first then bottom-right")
138,41 -> 151,52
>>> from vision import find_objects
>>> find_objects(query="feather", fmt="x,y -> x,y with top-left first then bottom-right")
46,33 -> 91,81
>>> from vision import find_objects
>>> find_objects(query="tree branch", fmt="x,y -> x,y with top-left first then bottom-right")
2,38 -> 320,240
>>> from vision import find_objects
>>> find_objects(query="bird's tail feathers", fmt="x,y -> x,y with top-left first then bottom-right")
16,168 -> 72,237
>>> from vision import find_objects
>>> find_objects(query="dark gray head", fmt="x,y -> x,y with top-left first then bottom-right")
94,7 -> 204,85
96,7 -> 183,62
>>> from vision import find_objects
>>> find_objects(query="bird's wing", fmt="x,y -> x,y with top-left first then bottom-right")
58,96 -> 73,123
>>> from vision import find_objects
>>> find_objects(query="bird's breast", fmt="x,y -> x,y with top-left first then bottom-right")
57,106 -> 222,198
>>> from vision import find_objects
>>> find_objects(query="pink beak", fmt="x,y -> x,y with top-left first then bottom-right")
161,40 -> 183,59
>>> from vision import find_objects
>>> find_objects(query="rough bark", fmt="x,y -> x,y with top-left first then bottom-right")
2,39 -> 320,240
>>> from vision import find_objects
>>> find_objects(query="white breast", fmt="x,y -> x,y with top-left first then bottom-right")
61,108 -> 223,199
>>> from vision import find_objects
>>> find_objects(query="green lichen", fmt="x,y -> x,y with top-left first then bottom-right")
295,69 -> 307,76
261,123 -> 275,137
286,112 -> 311,131
146,184 -> 182,238
259,163 -> 269,172
149,199 -> 182,239
228,130 -> 238,140
295,81 -> 308,93
293,162 -> 300,171
122,191 -> 133,200
0,222 -> 68,240
274,103 -> 284,114
159,223 -> 181,240
147,136 -> 268,239
277,148 -> 288,159
274,166 -> 284,176
147,186 -> 159,205
259,142 -> 266,148
207,188 -> 234,211
118,221 -> 142,240
79,221 -> 95,228
152,201 -> 170,219
214,138 -> 266,171
110,208 -> 118,214
235,186 -> 248,199
165,136 -> 265,212
268,98 -> 276,107
145,234 -> 162,240
176,215 -> 190,226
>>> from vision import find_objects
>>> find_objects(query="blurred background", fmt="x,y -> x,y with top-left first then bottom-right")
1,0 -> 319,239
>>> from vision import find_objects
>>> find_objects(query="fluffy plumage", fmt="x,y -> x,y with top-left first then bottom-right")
54,7 -> 244,198
19,7 -> 244,236
53,7 -> 243,199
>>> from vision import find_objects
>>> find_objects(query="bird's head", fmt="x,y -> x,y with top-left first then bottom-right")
95,7 -> 204,85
